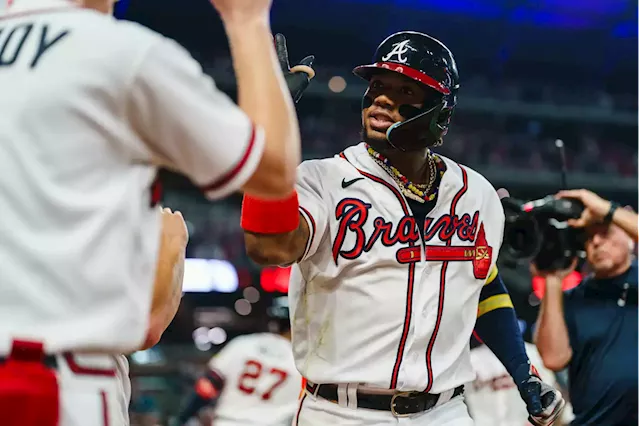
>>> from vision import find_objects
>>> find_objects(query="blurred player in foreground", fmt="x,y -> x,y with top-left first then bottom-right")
241,31 -> 564,425
174,296 -> 301,426
0,0 -> 313,423
466,330 -> 574,426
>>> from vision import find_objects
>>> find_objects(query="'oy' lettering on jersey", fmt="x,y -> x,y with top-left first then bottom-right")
0,23 -> 69,69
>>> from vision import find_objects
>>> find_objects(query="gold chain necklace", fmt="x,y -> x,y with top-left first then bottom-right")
367,145 -> 444,203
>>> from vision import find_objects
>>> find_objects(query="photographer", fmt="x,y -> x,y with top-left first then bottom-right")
533,189 -> 638,426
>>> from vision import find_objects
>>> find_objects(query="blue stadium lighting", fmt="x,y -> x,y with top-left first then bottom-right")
328,0 -> 634,30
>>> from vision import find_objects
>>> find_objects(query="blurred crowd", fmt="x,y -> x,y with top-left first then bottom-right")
204,55 -> 637,178
297,106 -> 637,177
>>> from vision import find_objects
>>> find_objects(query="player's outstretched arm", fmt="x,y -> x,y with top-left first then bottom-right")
128,1 -> 314,201
243,216 -> 310,266
211,0 -> 301,198
139,208 -> 189,350
240,161 -> 327,266
240,160 -> 330,266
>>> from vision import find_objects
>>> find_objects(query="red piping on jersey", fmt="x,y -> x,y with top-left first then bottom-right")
423,164 -> 468,392
339,151 -> 417,390
472,330 -> 484,344
294,393 -> 307,425
299,206 -> 316,259
201,125 -> 257,193
101,390 -> 109,426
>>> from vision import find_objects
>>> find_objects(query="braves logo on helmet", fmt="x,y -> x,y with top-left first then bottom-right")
381,40 -> 418,64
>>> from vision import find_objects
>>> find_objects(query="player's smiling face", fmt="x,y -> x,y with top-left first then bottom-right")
361,72 -> 426,147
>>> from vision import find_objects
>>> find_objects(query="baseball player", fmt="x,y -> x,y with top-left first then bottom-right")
174,296 -> 301,426
240,32 -> 565,425
466,336 -> 574,426
0,0 -> 313,423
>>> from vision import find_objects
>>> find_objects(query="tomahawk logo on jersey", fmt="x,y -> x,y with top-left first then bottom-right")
290,142 -> 504,393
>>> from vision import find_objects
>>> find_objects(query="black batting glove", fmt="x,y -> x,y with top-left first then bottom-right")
275,33 -> 315,103
517,367 -> 566,426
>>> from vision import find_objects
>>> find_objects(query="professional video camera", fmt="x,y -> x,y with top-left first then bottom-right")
500,140 -> 587,273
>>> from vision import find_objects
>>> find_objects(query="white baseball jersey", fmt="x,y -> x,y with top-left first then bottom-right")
466,342 -> 574,426
289,142 -> 504,393
0,0 -> 264,354
208,333 -> 302,426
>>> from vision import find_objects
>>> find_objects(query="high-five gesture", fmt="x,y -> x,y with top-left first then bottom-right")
208,0 -> 302,199
274,33 -> 316,103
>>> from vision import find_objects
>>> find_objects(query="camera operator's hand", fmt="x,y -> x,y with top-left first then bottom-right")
556,189 -> 610,228
558,189 -> 638,241
530,258 -> 577,283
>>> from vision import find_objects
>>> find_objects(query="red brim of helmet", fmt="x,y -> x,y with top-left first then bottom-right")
352,62 -> 450,95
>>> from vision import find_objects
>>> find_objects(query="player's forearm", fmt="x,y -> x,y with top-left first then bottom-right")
475,274 -> 531,385
141,246 -> 185,350
612,207 -> 638,241
244,216 -> 309,266
223,18 -> 300,199
534,278 -> 572,371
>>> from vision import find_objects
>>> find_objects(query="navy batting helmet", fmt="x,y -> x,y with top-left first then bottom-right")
354,31 -> 460,150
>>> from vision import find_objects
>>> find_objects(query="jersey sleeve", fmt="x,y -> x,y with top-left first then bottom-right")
296,160 -> 330,262
128,38 -> 265,200
486,186 -> 506,248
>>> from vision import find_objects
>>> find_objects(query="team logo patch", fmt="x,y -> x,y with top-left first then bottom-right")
381,40 -> 417,64
396,222 -> 493,279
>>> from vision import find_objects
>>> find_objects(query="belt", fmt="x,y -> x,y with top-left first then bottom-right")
0,355 -> 58,369
306,382 -> 464,417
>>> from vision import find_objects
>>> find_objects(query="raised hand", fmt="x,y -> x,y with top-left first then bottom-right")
275,33 -> 315,103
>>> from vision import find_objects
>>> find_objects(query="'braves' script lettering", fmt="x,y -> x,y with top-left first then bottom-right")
423,211 -> 479,243
331,199 -> 480,264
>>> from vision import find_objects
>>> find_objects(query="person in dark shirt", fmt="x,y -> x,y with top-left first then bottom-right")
533,189 -> 638,425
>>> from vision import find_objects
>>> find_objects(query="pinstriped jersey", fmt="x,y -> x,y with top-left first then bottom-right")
289,142 -> 505,393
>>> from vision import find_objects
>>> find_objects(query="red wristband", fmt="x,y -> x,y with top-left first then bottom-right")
241,191 -> 300,234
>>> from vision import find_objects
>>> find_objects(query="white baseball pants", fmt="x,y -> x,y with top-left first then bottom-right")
0,340 -> 127,426
293,392 -> 474,425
